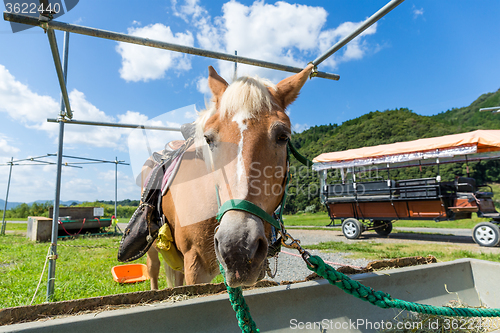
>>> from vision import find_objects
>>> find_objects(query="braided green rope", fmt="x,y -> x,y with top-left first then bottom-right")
219,263 -> 260,333
307,255 -> 500,317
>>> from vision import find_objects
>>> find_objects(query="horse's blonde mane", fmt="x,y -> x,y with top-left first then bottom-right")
195,76 -> 278,146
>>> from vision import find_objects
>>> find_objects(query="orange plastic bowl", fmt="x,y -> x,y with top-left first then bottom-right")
111,264 -> 149,283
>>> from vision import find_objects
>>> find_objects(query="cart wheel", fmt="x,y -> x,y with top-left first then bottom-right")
373,220 -> 393,236
473,222 -> 500,247
342,218 -> 363,239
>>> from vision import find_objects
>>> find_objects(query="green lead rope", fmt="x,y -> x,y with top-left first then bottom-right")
219,263 -> 260,333
307,255 -> 500,318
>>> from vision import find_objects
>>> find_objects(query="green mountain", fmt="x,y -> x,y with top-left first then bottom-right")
286,88 -> 500,213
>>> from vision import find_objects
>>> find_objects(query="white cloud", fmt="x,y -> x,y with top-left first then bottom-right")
116,1 -> 381,87
126,105 -> 196,182
0,65 -> 159,150
0,134 -> 20,156
412,5 -> 424,19
203,1 -> 328,81
0,64 -> 59,125
292,123 -> 310,133
116,23 -> 195,82
172,0 -> 205,22
318,21 -> 378,68
176,1 -> 379,86
196,76 -> 210,95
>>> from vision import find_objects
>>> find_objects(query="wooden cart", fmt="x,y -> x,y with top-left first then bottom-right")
312,130 -> 500,247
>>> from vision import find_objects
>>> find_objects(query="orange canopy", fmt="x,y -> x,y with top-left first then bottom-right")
313,130 -> 500,169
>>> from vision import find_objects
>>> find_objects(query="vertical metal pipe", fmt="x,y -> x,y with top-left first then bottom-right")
114,157 -> 117,220
0,157 -> 14,235
47,120 -> 64,301
233,50 -> 237,81
59,32 -> 70,113
47,31 -> 69,302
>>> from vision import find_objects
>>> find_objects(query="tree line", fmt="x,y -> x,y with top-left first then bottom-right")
285,88 -> 500,214
1,200 -> 140,219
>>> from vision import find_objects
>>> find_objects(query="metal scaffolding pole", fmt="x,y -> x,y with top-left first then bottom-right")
4,12 -> 340,81
0,158 -> 14,236
114,157 -> 118,219
47,118 -> 182,131
312,0 -> 405,66
47,30 -> 69,302
46,25 -> 73,119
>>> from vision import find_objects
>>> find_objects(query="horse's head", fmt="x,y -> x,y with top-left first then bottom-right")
196,65 -> 313,287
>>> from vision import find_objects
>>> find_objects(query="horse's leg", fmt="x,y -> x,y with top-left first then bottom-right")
164,264 -> 184,287
183,249 -> 217,285
146,243 -> 161,290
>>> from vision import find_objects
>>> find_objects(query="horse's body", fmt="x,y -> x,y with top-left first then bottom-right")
147,64 -> 313,289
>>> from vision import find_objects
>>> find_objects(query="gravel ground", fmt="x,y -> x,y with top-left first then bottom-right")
265,249 -> 370,284
263,228 -> 371,283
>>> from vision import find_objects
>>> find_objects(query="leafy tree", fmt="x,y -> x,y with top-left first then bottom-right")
285,88 -> 500,214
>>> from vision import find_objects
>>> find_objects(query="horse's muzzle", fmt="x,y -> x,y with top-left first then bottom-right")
214,211 -> 268,287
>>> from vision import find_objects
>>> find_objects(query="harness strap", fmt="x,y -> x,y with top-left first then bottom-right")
216,199 -> 281,230
287,140 -> 313,167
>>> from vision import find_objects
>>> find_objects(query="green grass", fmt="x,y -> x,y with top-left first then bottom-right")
3,222 -> 28,232
0,205 -> 497,310
1,217 -> 29,222
305,240 -> 500,263
282,212 -> 332,226
0,234 -> 167,308
283,212 -> 491,229
0,233 -> 223,309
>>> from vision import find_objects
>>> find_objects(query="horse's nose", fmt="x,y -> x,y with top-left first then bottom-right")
214,211 -> 268,286
214,211 -> 268,262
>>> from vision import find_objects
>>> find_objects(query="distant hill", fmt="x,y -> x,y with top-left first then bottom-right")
287,88 -> 500,213
0,200 -> 83,211
0,199 -> 140,212
293,88 -> 500,160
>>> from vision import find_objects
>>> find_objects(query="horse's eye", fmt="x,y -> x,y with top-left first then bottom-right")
277,134 -> 289,144
204,135 -> 215,149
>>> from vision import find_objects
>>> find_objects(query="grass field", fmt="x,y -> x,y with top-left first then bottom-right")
1,222 -> 224,309
0,234 -> 158,308
1,204 -> 498,310
304,240 -> 500,263
282,212 -> 490,229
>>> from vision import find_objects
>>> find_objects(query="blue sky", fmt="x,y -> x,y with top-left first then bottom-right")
0,0 -> 499,203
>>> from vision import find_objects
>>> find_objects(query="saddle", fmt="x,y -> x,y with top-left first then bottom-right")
117,122 -> 195,263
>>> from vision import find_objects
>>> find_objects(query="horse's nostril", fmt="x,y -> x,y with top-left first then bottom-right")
214,236 -> 219,251
253,237 -> 267,261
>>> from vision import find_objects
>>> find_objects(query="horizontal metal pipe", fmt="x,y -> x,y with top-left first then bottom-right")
47,118 -> 182,131
46,28 -> 73,119
312,0 -> 405,66
47,153 -> 129,165
4,13 -> 340,81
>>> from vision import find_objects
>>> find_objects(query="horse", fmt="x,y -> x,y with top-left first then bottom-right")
146,64 -> 313,289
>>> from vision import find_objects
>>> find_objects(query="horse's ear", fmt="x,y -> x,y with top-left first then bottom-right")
208,66 -> 228,104
274,64 -> 314,109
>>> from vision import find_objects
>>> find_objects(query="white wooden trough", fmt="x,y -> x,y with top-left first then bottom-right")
2,258 -> 500,333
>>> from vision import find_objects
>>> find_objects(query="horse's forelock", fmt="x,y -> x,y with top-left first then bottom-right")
194,76 -> 278,146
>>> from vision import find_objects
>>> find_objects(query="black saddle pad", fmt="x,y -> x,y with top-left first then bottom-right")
117,202 -> 161,262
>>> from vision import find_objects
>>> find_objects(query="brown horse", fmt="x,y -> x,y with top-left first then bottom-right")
147,64 -> 313,289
